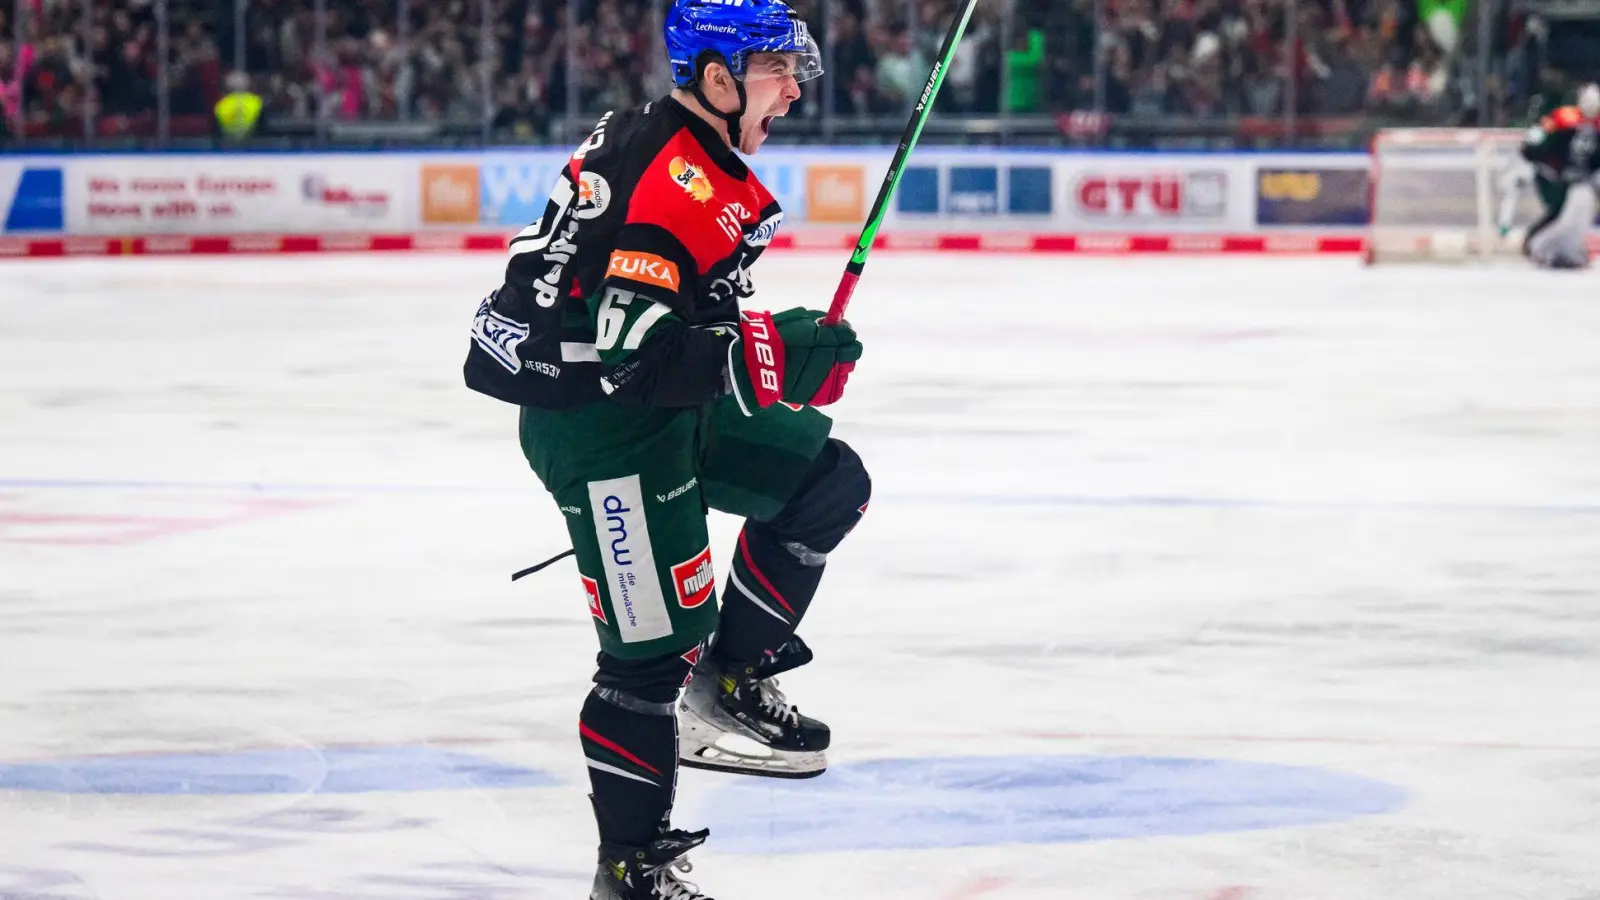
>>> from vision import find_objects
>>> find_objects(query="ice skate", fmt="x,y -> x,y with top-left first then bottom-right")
677,637 -> 830,778
591,828 -> 714,900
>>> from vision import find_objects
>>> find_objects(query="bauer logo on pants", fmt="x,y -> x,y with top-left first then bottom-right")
672,546 -> 715,609
582,575 -> 606,624
587,475 -> 673,643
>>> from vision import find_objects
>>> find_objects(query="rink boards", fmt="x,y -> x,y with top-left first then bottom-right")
0,148 -> 1380,256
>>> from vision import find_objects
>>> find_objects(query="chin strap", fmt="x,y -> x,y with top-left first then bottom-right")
690,57 -> 748,148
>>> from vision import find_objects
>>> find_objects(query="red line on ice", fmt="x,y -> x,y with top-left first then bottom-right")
939,875 -> 1012,900
0,497 -> 329,545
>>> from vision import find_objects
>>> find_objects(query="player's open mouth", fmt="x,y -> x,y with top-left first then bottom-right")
760,116 -> 776,136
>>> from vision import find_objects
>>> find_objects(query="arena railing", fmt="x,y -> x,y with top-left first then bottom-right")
0,0 -> 1579,152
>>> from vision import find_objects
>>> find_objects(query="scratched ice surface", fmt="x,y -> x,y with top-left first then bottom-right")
1,254 -> 1597,900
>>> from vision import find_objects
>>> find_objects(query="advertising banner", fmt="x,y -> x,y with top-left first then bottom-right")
468,151 -> 811,228
1256,167 -> 1370,226
749,159 -> 807,221
476,152 -> 569,226
806,164 -> 866,223
889,158 -> 1054,221
420,163 -> 481,225
1,160 -> 65,233
881,154 -> 1253,230
0,148 -> 1388,256
1007,166 -> 1053,214
1054,159 -> 1253,230
64,155 -> 416,234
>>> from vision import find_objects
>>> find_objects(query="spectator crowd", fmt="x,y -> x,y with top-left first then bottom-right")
0,0 -> 1578,143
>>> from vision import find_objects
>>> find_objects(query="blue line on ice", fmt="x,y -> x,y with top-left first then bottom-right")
0,746 -> 555,795
0,746 -> 1403,851
699,754 -> 1406,853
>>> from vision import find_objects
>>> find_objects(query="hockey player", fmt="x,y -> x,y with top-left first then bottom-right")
462,1 -> 868,898
1507,83 -> 1600,267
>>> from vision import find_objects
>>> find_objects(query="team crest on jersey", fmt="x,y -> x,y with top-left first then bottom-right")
470,295 -> 529,374
669,157 -> 715,203
581,575 -> 606,624
671,546 -> 715,609
575,171 -> 611,220
708,249 -> 757,303
745,211 -> 783,247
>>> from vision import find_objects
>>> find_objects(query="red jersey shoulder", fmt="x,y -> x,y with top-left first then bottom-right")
1547,105 -> 1584,131
625,129 -> 773,273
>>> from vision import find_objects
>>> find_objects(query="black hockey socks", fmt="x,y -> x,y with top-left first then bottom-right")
714,439 -> 870,665
582,652 -> 695,847
716,522 -> 825,662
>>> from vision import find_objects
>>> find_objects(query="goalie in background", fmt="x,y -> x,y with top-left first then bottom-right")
1502,83 -> 1600,268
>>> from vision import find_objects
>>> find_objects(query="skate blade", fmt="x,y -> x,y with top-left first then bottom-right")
680,753 -> 826,779
677,710 -> 827,779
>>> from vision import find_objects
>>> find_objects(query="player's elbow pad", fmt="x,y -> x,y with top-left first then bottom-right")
601,324 -> 732,407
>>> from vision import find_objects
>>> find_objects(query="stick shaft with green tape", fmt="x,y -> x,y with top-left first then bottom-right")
822,0 -> 980,325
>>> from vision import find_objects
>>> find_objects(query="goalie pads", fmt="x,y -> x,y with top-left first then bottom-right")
1526,181 -> 1598,269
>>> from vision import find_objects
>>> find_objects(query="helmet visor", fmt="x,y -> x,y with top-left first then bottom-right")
740,37 -> 824,85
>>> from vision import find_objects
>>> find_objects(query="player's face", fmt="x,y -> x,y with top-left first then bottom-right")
739,53 -> 803,155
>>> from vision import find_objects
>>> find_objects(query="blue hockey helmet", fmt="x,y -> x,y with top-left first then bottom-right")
665,0 -> 823,88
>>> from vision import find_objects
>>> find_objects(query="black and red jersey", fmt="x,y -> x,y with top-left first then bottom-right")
466,97 -> 782,409
1522,105 -> 1600,181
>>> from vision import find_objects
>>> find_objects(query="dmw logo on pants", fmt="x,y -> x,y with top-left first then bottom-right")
587,475 -> 672,643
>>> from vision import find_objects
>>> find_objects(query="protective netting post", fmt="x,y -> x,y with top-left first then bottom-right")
650,0 -> 669,99
233,0 -> 246,75
313,0 -> 328,144
6,0 -> 19,138
156,0 -> 170,145
821,0 -> 835,140
1092,0 -> 1106,115
1477,0 -> 1493,124
80,0 -> 91,143
909,0 -> 920,114
397,0 -> 411,121
564,0 -> 578,143
1283,0 -> 1297,146
479,0 -> 491,143
4,0 -> 17,136
999,0 -> 1013,132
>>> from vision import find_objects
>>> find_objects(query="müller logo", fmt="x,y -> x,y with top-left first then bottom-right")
302,175 -> 388,216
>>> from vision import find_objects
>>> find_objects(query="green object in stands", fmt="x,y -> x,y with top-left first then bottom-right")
1417,0 -> 1468,49
1005,29 -> 1045,114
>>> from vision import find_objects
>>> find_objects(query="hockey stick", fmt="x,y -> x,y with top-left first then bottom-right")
822,0 -> 981,325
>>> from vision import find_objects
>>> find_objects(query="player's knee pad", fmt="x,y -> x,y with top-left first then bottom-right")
756,438 -> 871,559
591,646 -> 701,712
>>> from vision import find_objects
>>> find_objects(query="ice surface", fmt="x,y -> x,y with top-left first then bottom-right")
1,254 -> 1597,899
